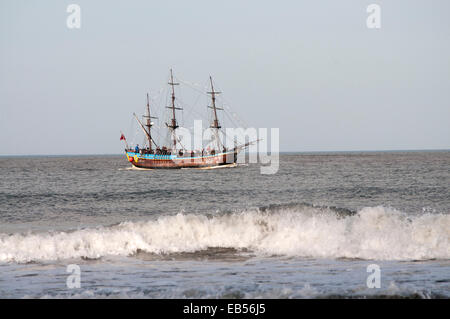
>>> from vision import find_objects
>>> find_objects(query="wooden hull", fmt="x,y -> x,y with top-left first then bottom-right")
125,150 -> 238,169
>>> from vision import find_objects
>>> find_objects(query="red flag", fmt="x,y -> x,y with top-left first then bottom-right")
120,133 -> 126,141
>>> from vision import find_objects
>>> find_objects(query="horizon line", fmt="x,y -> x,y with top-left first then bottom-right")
0,148 -> 449,157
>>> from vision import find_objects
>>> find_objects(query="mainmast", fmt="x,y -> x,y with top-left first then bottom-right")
143,93 -> 157,151
166,69 -> 182,151
207,76 -> 223,150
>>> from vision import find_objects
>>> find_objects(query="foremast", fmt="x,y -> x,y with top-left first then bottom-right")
207,76 -> 223,151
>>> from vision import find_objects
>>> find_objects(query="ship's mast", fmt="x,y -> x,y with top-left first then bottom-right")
166,69 -> 182,151
143,93 -> 157,151
207,76 -> 223,150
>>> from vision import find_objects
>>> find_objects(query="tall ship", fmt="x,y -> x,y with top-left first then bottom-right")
121,70 -> 254,169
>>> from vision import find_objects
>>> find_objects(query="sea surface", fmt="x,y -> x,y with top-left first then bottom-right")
0,151 -> 449,298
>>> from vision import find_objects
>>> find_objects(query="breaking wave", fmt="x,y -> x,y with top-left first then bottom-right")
24,282 -> 447,299
1,205 -> 449,263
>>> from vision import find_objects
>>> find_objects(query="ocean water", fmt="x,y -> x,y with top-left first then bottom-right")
0,152 -> 449,298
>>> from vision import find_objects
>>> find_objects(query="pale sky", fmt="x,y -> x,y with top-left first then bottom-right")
1,0 -> 449,155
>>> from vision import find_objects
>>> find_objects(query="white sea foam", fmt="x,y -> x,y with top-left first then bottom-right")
1,206 -> 448,263
26,282 -> 437,299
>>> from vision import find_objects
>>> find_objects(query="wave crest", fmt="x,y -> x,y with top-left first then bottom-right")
0,205 -> 448,263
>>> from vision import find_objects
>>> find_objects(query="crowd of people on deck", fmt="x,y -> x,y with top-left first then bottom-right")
130,145 -> 228,157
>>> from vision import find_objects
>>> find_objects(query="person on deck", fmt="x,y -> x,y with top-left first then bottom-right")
135,145 -> 139,153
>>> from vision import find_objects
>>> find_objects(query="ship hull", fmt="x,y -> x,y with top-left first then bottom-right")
125,150 -> 238,169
